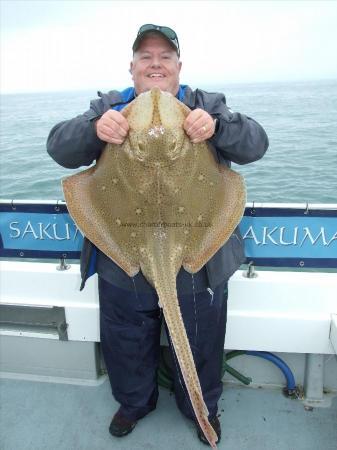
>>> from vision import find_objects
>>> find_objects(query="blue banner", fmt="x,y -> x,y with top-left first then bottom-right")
1,202 -> 336,268
239,214 -> 337,268
0,203 -> 82,259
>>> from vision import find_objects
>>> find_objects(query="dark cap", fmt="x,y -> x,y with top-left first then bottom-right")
132,24 -> 180,57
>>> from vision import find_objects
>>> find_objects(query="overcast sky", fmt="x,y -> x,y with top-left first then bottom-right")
1,0 -> 337,94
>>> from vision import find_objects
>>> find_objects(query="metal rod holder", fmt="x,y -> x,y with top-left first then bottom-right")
243,261 -> 258,278
57,256 -> 70,271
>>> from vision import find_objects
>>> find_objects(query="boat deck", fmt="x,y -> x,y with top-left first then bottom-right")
1,376 -> 336,450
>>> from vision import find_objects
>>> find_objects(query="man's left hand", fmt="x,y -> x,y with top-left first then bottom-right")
184,109 -> 216,143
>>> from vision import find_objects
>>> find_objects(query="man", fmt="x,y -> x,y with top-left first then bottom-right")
47,24 -> 268,445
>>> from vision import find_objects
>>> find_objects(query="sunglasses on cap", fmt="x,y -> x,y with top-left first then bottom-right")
134,24 -> 180,57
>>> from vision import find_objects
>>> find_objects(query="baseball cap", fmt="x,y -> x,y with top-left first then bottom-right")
132,24 -> 180,57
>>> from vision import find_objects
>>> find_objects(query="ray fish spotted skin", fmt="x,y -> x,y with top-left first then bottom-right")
62,87 -> 246,448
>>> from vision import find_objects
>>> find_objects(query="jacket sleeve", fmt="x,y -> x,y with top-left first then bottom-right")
46,98 -> 106,169
198,90 -> 269,165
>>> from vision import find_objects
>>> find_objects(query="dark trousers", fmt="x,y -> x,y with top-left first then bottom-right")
98,276 -> 228,422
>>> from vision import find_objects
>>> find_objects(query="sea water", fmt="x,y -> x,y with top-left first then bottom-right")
0,79 -> 336,204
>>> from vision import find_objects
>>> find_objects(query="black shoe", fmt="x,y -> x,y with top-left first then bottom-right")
197,415 -> 221,446
109,408 -> 137,437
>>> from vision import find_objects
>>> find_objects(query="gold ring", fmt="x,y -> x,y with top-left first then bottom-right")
202,125 -> 207,133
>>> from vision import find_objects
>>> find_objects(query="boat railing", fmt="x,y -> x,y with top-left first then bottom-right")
1,200 -> 337,398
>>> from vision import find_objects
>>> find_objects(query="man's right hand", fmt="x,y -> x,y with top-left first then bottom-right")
95,110 -> 129,144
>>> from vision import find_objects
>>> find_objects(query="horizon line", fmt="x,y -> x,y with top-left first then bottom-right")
1,76 -> 336,96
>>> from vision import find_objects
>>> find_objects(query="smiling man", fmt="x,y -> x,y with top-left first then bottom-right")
95,26 -> 216,147
47,24 -> 268,446
131,31 -> 182,94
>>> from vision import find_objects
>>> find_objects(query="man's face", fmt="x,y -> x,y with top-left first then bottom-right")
130,35 -> 182,96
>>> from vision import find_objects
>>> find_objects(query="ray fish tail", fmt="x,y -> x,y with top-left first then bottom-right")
155,273 -> 218,449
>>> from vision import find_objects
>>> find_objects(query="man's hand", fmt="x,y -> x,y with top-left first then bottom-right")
95,110 -> 129,144
184,109 -> 216,143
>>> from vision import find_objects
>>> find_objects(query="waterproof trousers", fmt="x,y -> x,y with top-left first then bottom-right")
98,276 -> 228,422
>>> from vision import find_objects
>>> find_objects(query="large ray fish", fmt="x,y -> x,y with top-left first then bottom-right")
63,87 -> 246,448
